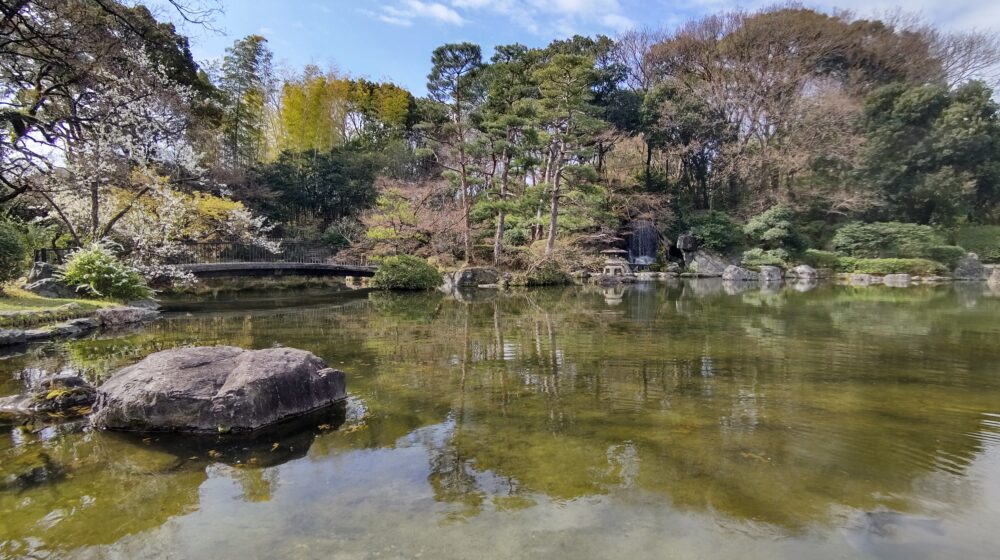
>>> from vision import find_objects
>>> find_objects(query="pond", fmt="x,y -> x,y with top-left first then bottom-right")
2,281 -> 1000,559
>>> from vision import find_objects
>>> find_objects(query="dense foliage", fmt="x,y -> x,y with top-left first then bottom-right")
370,255 -> 442,290
1,1 -> 998,285
954,225 -> 1000,262
59,244 -> 153,300
0,223 -> 26,286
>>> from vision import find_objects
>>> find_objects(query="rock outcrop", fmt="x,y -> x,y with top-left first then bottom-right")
953,253 -> 988,281
758,266 -> 783,283
686,251 -> 729,277
788,265 -> 818,280
883,274 -> 911,287
91,346 -> 346,433
722,265 -> 758,282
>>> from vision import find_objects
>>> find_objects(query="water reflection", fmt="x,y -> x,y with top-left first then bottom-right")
2,281 -> 1000,558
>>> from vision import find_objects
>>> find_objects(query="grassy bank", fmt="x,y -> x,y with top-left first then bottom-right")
0,286 -> 118,329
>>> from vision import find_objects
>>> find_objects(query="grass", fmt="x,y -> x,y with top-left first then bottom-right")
0,285 -> 119,329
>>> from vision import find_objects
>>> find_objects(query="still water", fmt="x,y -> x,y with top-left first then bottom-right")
2,281 -> 1000,559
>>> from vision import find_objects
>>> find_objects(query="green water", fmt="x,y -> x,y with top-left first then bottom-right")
3,281 -> 1000,559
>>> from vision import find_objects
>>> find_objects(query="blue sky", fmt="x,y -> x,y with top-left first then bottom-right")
157,0 -> 1000,95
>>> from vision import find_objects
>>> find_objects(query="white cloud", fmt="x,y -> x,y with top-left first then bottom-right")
446,0 -> 633,34
373,0 -> 466,27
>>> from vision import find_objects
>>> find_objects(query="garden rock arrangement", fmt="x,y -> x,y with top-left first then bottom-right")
91,346 -> 347,432
722,265 -> 758,282
444,266 -> 501,290
952,253 -> 988,280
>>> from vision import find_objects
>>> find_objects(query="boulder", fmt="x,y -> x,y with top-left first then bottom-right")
96,306 -> 159,327
883,274 -> 911,288
758,266 -> 783,283
676,233 -> 698,252
0,329 -> 26,347
91,346 -> 346,433
953,253 -> 988,281
452,266 -> 500,287
26,262 -> 56,283
849,274 -> 875,286
23,278 -> 78,299
788,265 -> 818,280
686,250 -> 729,277
722,265 -> 758,282
990,268 -> 1000,287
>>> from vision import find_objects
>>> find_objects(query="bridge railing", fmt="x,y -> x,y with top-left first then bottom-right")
174,241 -> 369,267
34,242 -> 369,267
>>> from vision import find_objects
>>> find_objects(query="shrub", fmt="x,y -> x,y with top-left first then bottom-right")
520,260 -> 572,286
741,248 -> 789,268
687,211 -> 743,253
953,225 -> 1000,263
59,243 -> 152,300
800,249 -> 841,269
925,245 -> 967,268
370,255 -> 442,290
0,222 -> 26,286
503,227 -> 529,248
832,222 -> 944,258
743,204 -> 802,251
836,257 -> 946,276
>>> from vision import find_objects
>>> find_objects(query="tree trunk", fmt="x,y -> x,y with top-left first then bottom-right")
90,180 -> 99,240
493,150 -> 509,266
545,171 -> 561,257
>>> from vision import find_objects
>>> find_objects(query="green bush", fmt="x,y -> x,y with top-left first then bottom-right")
370,255 -> 442,290
800,249 -> 841,269
925,245 -> 966,268
741,248 -> 789,268
502,227 -> 529,247
953,225 -> 1000,263
743,204 -> 802,251
523,260 -> 572,286
836,257 -> 946,276
832,222 -> 944,258
687,211 -> 743,253
0,222 -> 26,286
59,243 -> 152,300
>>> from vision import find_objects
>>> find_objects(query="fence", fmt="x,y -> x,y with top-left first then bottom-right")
34,242 -> 368,267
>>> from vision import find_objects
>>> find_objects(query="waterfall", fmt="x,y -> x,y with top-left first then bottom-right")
628,220 -> 658,268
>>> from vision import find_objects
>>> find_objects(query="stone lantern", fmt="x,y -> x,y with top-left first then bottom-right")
600,249 -> 633,277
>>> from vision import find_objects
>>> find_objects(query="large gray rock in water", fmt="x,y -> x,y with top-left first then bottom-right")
990,267 -> 1000,287
92,346 -> 346,433
722,265 -> 758,282
953,253 -> 987,280
686,250 -> 729,277
758,266 -> 783,283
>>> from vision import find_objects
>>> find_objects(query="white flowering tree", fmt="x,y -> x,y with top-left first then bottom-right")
29,48 -> 275,283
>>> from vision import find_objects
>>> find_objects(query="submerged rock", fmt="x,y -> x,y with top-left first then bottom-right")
92,346 -> 347,433
96,306 -> 159,327
722,265 -> 758,282
0,374 -> 96,422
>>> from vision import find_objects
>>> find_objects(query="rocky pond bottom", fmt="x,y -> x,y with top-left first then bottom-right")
2,281 -> 1000,559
